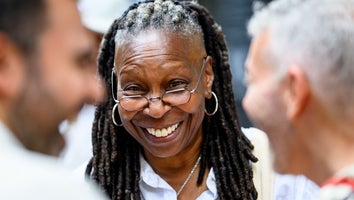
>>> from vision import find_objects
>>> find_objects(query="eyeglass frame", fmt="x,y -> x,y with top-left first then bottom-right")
111,56 -> 209,112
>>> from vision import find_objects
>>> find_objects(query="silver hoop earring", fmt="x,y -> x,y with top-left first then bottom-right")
111,68 -> 118,102
205,91 -> 218,116
112,103 -> 123,126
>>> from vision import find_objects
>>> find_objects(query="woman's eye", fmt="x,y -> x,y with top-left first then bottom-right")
122,85 -> 144,95
168,80 -> 188,89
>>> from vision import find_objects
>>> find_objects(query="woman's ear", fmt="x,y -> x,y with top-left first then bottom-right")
203,56 -> 214,99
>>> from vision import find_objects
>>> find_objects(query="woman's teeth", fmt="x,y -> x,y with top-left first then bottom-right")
146,123 -> 179,137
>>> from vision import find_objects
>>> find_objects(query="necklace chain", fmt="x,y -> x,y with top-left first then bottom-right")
176,156 -> 201,196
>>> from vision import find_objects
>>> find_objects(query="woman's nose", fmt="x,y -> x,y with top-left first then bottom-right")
143,98 -> 171,118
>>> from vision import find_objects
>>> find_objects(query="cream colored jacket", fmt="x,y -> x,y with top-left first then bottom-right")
243,127 -> 275,200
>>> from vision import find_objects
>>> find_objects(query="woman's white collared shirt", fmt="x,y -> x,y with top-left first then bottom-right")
139,155 -> 218,200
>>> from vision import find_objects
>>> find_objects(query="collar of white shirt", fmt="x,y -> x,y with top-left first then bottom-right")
139,154 -> 218,200
0,121 -> 24,155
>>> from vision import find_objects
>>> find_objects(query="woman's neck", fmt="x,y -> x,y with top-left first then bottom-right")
142,128 -> 205,192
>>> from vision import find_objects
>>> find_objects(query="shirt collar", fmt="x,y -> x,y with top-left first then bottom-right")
0,121 -> 26,155
0,121 -> 59,163
139,154 -> 218,199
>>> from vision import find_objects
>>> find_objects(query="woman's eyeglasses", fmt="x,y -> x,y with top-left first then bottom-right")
111,57 -> 207,112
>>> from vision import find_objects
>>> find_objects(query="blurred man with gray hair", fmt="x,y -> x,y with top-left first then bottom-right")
243,0 -> 354,199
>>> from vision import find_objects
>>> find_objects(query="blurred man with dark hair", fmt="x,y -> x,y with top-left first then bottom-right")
0,0 -> 106,199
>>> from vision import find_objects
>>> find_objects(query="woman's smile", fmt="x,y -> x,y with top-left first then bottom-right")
141,121 -> 182,144
146,122 -> 179,138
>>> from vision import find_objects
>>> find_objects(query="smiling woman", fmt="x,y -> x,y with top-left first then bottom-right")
86,0 -> 258,199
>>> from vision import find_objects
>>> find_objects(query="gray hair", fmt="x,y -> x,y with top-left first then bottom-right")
248,0 -> 354,118
114,0 -> 203,45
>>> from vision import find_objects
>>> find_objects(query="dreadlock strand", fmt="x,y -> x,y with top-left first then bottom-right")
196,121 -> 210,185
213,122 -> 232,199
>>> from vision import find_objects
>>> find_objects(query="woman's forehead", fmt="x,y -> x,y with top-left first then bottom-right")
115,29 -> 205,62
